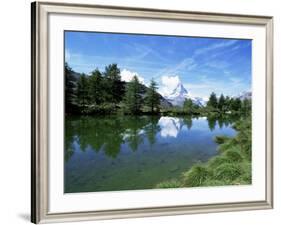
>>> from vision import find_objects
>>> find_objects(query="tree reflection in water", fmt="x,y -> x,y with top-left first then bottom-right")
65,114 -> 239,162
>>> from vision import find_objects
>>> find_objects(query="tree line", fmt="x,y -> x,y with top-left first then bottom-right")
65,63 -> 160,115
180,92 -> 251,116
207,92 -> 251,114
65,63 -> 251,116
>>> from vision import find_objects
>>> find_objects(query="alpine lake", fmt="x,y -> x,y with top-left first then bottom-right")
64,115 -> 238,193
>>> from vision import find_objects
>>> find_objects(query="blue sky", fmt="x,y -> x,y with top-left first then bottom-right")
65,31 -> 251,99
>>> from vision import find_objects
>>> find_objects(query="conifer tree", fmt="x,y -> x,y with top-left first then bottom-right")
145,79 -> 160,113
88,69 -> 103,105
65,63 -> 77,113
218,94 -> 226,112
230,98 -> 242,112
241,98 -> 251,114
76,74 -> 89,113
123,75 -> 142,114
103,64 -> 124,103
183,98 -> 194,114
207,92 -> 218,109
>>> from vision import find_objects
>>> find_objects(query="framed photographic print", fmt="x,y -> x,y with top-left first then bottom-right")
31,1 -> 273,224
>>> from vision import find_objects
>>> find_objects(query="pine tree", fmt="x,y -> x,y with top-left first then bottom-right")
230,98 -> 242,112
145,79 -> 160,113
207,92 -> 218,109
88,69 -> 103,105
183,98 -> 194,114
76,74 -> 89,113
65,63 -> 77,113
123,75 -> 142,114
224,96 -> 231,112
103,64 -> 124,103
218,94 -> 226,112
241,98 -> 251,114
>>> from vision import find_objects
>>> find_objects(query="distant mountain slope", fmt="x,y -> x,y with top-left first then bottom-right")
138,83 -> 172,108
235,91 -> 252,100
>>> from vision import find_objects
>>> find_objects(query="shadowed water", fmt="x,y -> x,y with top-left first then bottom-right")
64,115 -> 237,193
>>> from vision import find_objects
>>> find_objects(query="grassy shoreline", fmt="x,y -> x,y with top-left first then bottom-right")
156,116 -> 252,189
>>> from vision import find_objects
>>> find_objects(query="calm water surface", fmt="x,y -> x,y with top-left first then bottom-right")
65,115 -> 237,193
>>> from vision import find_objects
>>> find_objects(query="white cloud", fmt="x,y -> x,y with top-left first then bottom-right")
120,69 -> 145,84
159,75 -> 180,96
205,60 -> 229,69
229,77 -> 243,85
161,75 -> 180,87
194,40 -> 238,56
65,49 -> 70,61
156,58 -> 196,77
184,83 -> 210,89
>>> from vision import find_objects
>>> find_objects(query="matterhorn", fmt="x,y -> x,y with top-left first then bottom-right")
164,82 -> 205,107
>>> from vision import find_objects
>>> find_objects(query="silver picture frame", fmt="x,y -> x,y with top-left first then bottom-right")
31,1 -> 273,223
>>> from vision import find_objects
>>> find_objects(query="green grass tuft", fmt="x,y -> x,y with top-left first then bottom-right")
208,156 -> 231,169
239,162 -> 252,183
213,163 -> 242,181
156,180 -> 182,188
183,165 -> 209,187
224,148 -> 243,162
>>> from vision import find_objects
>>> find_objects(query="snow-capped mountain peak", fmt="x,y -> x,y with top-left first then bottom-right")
164,82 -> 189,106
164,82 -> 205,107
168,82 -> 188,98
235,91 -> 252,100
